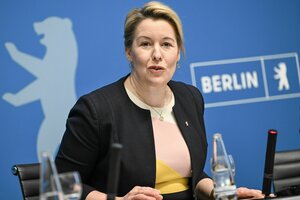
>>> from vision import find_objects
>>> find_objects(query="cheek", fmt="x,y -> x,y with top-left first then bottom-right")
132,50 -> 150,65
166,55 -> 179,68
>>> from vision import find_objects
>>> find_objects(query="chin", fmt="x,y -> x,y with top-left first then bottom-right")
148,78 -> 169,86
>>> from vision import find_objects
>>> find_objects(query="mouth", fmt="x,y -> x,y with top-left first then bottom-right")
148,65 -> 164,71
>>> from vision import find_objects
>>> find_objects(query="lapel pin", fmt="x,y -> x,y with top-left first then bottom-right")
185,121 -> 189,126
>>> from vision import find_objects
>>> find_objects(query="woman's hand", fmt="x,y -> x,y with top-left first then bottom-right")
237,187 -> 265,199
117,186 -> 163,200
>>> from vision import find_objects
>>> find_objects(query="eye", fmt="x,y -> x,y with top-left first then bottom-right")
140,41 -> 151,48
162,42 -> 173,48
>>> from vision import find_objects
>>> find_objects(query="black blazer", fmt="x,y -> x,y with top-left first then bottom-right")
56,75 -> 209,200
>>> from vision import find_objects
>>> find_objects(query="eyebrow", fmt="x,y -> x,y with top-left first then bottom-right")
136,36 -> 176,42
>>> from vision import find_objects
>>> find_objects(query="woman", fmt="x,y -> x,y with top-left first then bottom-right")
56,2 -> 264,200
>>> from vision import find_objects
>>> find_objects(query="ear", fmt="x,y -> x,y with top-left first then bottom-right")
125,47 -> 132,62
177,50 -> 181,63
64,18 -> 72,28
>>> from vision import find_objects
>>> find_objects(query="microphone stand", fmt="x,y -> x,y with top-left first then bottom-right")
107,143 -> 123,200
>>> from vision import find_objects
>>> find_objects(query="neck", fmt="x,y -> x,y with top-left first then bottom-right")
126,74 -> 170,108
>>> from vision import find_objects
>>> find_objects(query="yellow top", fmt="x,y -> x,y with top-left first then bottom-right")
155,159 -> 189,194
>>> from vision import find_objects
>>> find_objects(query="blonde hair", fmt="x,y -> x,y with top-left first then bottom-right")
124,1 -> 185,55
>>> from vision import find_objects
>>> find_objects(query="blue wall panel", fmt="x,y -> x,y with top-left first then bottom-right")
1,1 -> 299,199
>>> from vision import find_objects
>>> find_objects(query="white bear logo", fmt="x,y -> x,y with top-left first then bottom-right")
3,17 -> 78,159
274,62 -> 290,91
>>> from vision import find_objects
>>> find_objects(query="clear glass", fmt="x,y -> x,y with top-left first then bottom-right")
211,133 -> 237,200
40,191 -> 63,200
39,151 -> 82,200
40,151 -> 64,200
228,155 -> 235,177
211,155 -> 234,188
58,171 -> 82,200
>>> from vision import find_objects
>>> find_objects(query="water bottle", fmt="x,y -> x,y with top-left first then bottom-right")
39,151 -> 64,200
211,133 -> 238,200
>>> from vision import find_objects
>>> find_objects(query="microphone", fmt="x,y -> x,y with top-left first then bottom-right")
107,143 -> 123,200
262,129 -> 278,197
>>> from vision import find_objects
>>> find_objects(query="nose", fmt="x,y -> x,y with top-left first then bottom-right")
152,44 -> 162,61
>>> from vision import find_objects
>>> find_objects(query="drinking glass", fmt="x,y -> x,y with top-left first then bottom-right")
228,154 -> 235,176
58,171 -> 82,200
40,151 -> 64,200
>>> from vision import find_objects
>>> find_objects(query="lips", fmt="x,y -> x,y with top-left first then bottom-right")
148,65 -> 164,70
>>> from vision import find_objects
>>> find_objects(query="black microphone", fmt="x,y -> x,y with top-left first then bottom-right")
262,129 -> 278,197
107,143 -> 123,200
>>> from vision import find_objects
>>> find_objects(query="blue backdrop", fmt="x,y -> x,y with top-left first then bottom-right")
1,1 -> 299,199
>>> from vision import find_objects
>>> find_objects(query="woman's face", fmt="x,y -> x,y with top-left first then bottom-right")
126,18 -> 180,87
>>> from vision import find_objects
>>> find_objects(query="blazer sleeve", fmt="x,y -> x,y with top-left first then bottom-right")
55,94 -> 104,200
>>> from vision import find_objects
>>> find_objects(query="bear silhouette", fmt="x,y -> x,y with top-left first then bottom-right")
274,62 -> 290,91
3,17 -> 78,159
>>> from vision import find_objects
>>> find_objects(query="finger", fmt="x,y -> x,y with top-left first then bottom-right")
138,187 -> 162,197
249,189 -> 264,198
130,186 -> 162,199
134,193 -> 162,200
237,187 -> 264,199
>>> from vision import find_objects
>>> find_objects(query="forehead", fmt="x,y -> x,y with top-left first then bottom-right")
134,18 -> 176,40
